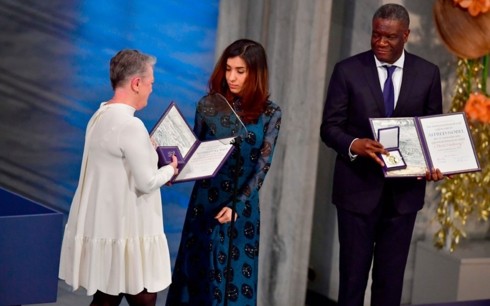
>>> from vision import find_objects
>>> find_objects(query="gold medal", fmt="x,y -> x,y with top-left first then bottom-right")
387,155 -> 398,165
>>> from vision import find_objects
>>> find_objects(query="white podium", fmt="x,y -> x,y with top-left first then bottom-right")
412,240 -> 490,304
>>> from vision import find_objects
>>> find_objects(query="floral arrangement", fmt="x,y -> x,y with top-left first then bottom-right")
454,0 -> 490,16
433,0 -> 490,251
465,92 -> 490,122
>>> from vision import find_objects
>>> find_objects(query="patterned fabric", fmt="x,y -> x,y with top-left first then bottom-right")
166,97 -> 281,306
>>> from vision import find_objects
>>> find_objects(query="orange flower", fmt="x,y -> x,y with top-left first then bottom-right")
454,0 -> 490,16
464,92 -> 490,123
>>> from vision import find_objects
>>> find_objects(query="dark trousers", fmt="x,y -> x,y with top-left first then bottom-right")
336,190 -> 417,306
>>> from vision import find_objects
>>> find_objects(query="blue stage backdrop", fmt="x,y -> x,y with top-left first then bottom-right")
0,0 -> 218,264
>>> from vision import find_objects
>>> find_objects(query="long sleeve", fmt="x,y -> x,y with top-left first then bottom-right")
193,106 -> 205,139
119,118 -> 175,194
234,104 -> 282,206
423,65 -> 443,116
320,62 -> 359,158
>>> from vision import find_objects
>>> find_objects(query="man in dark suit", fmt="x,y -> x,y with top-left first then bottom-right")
320,3 -> 445,306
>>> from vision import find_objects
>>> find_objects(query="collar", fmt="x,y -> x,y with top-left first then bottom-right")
374,50 -> 405,69
100,101 -> 136,114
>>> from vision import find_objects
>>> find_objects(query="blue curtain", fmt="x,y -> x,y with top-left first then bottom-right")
0,0 -> 219,263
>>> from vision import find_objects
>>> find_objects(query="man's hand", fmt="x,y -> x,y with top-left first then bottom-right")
351,138 -> 389,167
421,168 -> 447,181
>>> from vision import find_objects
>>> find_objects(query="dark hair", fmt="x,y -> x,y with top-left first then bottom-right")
109,49 -> 156,90
208,39 -> 270,123
373,3 -> 410,29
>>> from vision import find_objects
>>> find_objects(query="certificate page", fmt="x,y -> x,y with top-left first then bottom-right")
151,105 -> 196,158
370,118 -> 427,177
174,137 -> 235,182
418,113 -> 480,174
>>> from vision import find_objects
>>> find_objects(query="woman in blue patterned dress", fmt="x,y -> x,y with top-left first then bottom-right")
166,39 -> 281,306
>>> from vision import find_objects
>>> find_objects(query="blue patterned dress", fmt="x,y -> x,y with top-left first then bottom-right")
166,97 -> 281,306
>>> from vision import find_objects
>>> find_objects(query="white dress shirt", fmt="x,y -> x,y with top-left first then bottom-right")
349,51 -> 406,160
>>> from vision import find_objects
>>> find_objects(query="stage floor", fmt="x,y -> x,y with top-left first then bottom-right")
30,281 -> 168,306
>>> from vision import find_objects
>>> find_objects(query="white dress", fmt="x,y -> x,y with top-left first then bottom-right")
59,102 -> 175,295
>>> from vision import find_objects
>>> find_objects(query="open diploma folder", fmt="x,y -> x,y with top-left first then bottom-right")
150,102 -> 235,183
369,112 -> 481,177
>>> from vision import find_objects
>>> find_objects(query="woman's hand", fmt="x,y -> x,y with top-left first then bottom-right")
215,207 -> 238,224
164,155 -> 179,186
150,137 -> 158,149
170,155 -> 179,176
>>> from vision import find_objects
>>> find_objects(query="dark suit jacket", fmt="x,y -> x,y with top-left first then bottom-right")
320,50 -> 442,215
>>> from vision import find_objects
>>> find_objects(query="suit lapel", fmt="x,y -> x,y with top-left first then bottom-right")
362,51 -> 385,116
394,52 -> 416,116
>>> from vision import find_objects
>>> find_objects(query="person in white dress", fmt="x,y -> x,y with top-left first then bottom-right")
59,49 -> 179,306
